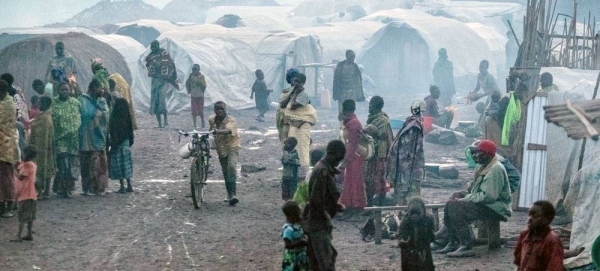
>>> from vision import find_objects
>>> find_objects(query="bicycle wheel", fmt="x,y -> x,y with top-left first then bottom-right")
190,157 -> 205,209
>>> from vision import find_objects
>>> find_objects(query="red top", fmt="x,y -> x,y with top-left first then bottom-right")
14,161 -> 38,201
514,227 -> 564,271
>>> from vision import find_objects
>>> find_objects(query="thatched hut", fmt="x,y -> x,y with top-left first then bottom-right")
0,32 -> 132,104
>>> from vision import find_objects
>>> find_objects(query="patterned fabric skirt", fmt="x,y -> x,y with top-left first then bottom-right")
80,151 -> 109,193
282,248 -> 308,271
0,161 -> 15,201
149,78 -> 168,115
109,140 -> 133,180
365,158 -> 387,195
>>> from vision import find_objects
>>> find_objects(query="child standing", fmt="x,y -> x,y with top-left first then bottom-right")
250,69 -> 271,122
514,200 -> 564,271
11,146 -> 38,242
108,98 -> 135,193
281,137 -> 300,200
281,200 -> 308,271
397,197 -> 435,271
185,64 -> 207,129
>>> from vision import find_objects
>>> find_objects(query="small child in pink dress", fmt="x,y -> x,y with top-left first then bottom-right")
11,146 -> 38,242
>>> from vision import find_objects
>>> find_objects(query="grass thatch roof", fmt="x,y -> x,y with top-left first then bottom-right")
0,32 -> 131,104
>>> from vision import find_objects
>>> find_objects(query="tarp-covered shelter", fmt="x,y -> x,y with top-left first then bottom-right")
293,0 -> 414,17
297,21 -> 384,64
92,34 -> 148,111
161,0 -> 280,24
533,67 -> 600,269
159,25 -> 322,101
113,20 -> 179,46
414,1 -> 525,37
358,9 -> 496,95
0,32 -> 132,105
138,37 -> 257,112
536,68 -> 600,213
205,6 -> 295,30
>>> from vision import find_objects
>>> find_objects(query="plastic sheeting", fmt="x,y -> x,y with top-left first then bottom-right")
540,67 -> 600,209
296,21 -> 384,63
293,0 -> 413,17
564,156 -> 600,268
414,1 -> 525,36
205,6 -> 296,30
358,9 -> 495,93
159,25 -> 322,105
92,34 -> 150,111
359,9 -> 496,78
138,37 -> 257,112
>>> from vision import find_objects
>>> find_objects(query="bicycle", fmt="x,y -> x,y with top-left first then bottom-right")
178,130 -> 213,209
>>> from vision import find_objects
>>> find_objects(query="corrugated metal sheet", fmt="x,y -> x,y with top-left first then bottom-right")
519,95 -> 549,208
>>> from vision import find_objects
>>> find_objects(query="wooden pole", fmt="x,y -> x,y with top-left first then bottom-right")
577,71 -> 600,170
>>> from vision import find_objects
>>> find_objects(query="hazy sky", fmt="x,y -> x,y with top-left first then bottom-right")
0,0 -> 172,28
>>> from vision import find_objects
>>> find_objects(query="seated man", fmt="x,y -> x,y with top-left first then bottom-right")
424,85 -> 454,129
437,140 -> 512,257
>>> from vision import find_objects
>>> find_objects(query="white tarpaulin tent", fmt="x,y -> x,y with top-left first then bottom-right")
205,6 -> 296,30
293,0 -> 413,17
296,21 -> 384,64
92,34 -> 149,111
159,25 -> 322,99
138,36 -> 257,112
146,25 -> 321,111
414,1 -> 525,36
357,9 -> 496,94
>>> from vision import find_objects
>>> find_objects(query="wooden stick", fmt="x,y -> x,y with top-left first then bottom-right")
577,72 -> 600,170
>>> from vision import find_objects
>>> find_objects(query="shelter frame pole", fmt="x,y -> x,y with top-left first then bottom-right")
577,72 -> 600,170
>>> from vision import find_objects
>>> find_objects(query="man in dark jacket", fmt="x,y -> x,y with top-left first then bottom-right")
304,140 -> 346,270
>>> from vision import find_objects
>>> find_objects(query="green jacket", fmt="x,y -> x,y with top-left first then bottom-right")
464,158 -> 512,220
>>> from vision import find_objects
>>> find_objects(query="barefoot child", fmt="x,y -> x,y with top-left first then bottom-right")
108,98 -> 135,193
281,200 -> 308,271
514,200 -> 564,271
398,197 -> 435,271
281,137 -> 300,200
12,146 -> 38,242
185,64 -> 207,128
250,69 -> 271,122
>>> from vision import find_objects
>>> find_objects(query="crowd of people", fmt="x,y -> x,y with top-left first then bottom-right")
271,49 -> 573,270
0,42 -> 137,241
0,39 -> 575,271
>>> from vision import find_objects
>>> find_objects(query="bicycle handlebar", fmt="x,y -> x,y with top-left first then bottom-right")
178,130 -> 213,137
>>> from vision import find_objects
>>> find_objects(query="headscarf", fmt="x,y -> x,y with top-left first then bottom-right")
91,58 -> 104,72
286,68 -> 299,84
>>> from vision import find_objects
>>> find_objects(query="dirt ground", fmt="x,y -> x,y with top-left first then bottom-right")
0,104 -> 529,271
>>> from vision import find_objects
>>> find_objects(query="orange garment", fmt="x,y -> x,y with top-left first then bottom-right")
14,161 -> 38,201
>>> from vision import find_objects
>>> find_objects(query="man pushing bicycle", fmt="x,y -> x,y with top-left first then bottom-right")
208,101 -> 240,206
